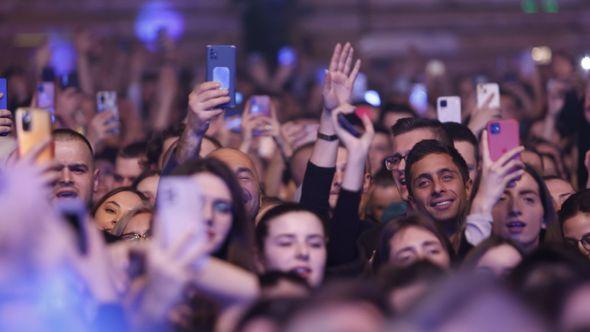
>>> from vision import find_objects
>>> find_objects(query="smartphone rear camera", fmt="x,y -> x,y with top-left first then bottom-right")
22,112 -> 32,131
439,100 -> 447,108
490,122 -> 501,134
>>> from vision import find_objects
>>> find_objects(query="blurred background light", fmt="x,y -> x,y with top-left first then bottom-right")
49,34 -> 76,76
135,0 -> 184,48
531,46 -> 552,65
364,90 -> 381,107
580,55 -> 590,71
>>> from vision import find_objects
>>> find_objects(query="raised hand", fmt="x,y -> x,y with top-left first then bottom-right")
322,43 -> 361,111
86,110 -> 120,151
470,130 -> 525,214
0,109 -> 13,136
468,94 -> 501,135
187,82 -> 229,132
330,104 -> 374,157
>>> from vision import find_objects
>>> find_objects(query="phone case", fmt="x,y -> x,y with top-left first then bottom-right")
15,108 -> 54,163
355,106 -> 373,120
337,113 -> 361,138
436,96 -> 461,123
206,45 -> 236,108
0,78 -> 6,110
487,119 -> 520,162
477,83 -> 500,109
97,91 -> 118,114
36,82 -> 55,114
155,176 -> 204,250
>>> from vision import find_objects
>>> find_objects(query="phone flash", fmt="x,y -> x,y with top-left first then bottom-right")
531,46 -> 552,65
580,56 -> 590,71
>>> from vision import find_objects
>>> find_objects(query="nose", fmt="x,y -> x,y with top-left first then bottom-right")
397,158 -> 406,174
432,178 -> 445,195
508,197 -> 522,217
295,243 -> 310,261
60,167 -> 73,184
202,200 -> 214,224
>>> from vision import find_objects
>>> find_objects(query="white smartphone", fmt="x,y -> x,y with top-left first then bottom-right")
155,176 -> 204,250
476,83 -> 500,109
436,96 -> 461,123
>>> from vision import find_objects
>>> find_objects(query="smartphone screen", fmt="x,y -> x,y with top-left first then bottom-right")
55,198 -> 88,255
436,96 -> 461,123
250,95 -> 271,118
477,83 -> 500,109
36,82 -> 55,115
487,119 -> 520,162
206,45 -> 236,108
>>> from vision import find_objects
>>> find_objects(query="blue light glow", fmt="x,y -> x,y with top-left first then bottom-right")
135,1 -> 184,48
49,34 -> 76,77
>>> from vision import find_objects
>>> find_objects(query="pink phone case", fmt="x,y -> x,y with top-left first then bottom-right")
487,119 -> 520,162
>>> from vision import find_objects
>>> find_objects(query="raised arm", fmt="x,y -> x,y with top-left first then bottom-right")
175,82 -> 229,164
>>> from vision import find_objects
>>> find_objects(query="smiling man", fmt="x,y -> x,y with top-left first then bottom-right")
405,140 -> 472,239
52,129 -> 98,206
386,118 -> 452,202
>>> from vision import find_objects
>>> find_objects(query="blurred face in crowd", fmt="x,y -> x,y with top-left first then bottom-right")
329,147 -> 348,209
475,244 -> 522,278
390,129 -> 438,201
289,145 -> 313,187
552,54 -> 575,80
492,172 -> 544,252
261,211 -> 326,287
53,139 -> 97,205
369,132 -> 392,175
521,150 -> 543,175
562,212 -> 590,259
560,284 -> 590,332
545,178 -> 574,211
367,184 -> 401,222
388,226 -> 450,269
120,211 -> 152,241
285,301 -> 384,332
114,155 -> 144,187
209,148 -> 261,221
408,153 -> 472,229
94,190 -> 145,232
94,159 -> 115,204
192,172 -> 234,254
136,174 -> 160,206
453,140 -> 478,184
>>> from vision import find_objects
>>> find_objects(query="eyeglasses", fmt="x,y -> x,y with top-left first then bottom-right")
121,232 -> 150,241
384,153 -> 408,171
564,234 -> 590,251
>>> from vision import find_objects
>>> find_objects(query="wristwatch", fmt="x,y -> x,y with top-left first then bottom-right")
317,132 -> 338,141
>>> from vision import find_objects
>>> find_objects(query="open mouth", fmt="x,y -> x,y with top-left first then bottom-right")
506,221 -> 526,234
291,266 -> 312,279
430,199 -> 454,211
55,190 -> 78,199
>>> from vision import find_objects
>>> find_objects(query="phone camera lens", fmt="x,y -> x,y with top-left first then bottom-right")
22,112 -> 32,131
490,123 -> 501,134
440,100 -> 447,107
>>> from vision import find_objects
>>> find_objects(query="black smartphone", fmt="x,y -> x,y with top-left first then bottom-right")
55,199 -> 88,255
337,113 -> 362,138
206,45 -> 236,109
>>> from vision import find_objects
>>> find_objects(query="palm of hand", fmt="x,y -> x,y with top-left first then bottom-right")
324,72 -> 351,110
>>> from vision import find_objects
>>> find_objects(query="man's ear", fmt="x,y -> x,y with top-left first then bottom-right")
465,177 -> 474,198
255,251 -> 266,275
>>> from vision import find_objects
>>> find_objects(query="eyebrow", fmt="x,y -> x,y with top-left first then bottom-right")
519,189 -> 540,196
105,201 -> 121,208
236,167 -> 255,176
437,168 -> 458,176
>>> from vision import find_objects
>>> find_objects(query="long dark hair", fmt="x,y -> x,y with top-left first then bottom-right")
373,213 -> 455,272
171,158 -> 255,271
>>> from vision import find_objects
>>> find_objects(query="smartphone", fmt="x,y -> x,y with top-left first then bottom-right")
486,119 -> 520,162
409,83 -> 428,115
97,91 -> 119,134
477,83 -> 500,109
355,105 -> 373,120
55,198 -> 88,255
15,108 -> 53,163
250,95 -> 271,118
36,67 -> 55,117
337,113 -> 361,138
225,115 -> 242,133
155,177 -> 204,250
0,78 -> 6,110
206,45 -> 236,109
437,96 -> 461,123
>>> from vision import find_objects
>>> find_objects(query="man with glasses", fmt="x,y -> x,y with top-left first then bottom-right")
560,189 -> 590,259
385,118 -> 452,202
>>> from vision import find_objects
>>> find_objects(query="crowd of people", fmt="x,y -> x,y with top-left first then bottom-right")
2,30 -> 590,331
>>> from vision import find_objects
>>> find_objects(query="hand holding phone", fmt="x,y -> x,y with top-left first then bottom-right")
187,82 -> 230,131
0,78 -> 10,137
246,95 -> 272,137
331,103 -> 375,154
477,83 -> 500,109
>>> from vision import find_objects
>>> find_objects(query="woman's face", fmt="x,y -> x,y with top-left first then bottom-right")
94,191 -> 145,232
137,175 -> 160,206
388,226 -> 450,269
262,211 -> 327,287
191,172 -> 234,254
475,244 -> 522,278
121,212 -> 152,240
563,213 -> 590,258
492,172 -> 544,251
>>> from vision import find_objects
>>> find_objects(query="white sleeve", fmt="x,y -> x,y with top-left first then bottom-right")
465,212 -> 493,246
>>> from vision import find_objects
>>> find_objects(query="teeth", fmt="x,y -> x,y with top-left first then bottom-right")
293,267 -> 311,274
433,201 -> 451,207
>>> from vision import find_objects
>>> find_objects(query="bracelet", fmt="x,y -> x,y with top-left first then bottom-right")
317,132 -> 338,141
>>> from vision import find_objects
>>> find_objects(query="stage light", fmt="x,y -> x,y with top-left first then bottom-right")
531,46 -> 552,65
49,34 -> 76,77
135,1 -> 184,49
364,90 -> 381,107
580,56 -> 590,71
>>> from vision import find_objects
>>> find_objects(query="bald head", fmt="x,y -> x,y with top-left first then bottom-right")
209,148 -> 261,221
